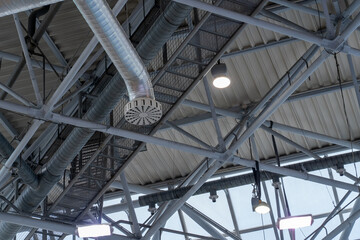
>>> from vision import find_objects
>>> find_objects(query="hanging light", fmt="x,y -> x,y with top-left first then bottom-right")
252,197 -> 271,214
211,63 -> 231,88
251,161 -> 270,214
278,215 -> 313,230
255,200 -> 271,214
77,224 -> 112,238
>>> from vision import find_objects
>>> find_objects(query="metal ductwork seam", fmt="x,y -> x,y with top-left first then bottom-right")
0,0 -> 63,17
138,151 -> 360,206
0,0 -> 192,238
74,0 -> 162,126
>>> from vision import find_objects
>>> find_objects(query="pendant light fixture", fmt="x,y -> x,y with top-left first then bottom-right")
251,161 -> 270,214
211,62 -> 231,88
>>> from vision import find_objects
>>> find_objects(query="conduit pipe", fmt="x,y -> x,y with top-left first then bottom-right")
74,0 -> 162,126
0,1 -> 192,238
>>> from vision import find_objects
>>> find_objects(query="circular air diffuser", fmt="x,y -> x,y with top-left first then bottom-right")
124,98 -> 162,126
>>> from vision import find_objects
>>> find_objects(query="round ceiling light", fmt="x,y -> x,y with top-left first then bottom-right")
255,200 -> 271,214
211,63 -> 231,88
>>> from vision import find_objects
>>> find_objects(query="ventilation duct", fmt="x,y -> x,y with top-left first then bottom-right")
0,1 -> 191,238
138,151 -> 360,206
0,0 -> 62,17
0,133 -> 38,189
73,0 -> 162,126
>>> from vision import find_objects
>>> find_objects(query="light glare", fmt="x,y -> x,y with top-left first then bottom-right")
255,201 -> 270,214
77,224 -> 112,238
213,76 -> 231,88
278,215 -> 313,230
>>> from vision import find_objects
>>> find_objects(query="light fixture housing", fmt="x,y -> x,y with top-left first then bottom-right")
77,224 -> 112,238
252,197 -> 270,214
211,63 -> 231,88
278,214 -> 313,230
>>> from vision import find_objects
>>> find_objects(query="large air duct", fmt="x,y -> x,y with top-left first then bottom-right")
73,0 -> 162,126
0,1 -> 192,239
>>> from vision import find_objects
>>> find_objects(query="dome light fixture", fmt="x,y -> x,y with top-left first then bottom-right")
211,63 -> 230,88
254,199 -> 271,214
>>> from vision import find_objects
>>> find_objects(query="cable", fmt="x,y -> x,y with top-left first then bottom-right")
304,194 -> 360,239
334,54 -> 358,178
261,214 -> 266,240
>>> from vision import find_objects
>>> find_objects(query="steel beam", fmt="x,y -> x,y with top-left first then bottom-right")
270,0 -> 328,19
166,121 -> 215,150
323,208 -> 360,240
0,50 -> 65,73
203,77 -> 225,149
0,212 -> 75,235
13,14 -> 43,106
347,54 -> 360,111
263,121 -> 360,150
177,210 -> 190,240
339,198 -> 360,240
223,189 -> 241,238
328,168 -> 344,223
175,0 -> 329,48
119,173 -> 141,238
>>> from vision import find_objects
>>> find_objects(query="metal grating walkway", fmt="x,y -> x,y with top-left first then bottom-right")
46,0 -> 260,223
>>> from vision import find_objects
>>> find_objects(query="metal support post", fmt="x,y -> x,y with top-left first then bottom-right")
119,173 -> 141,238
177,210 -> 190,240
321,0 -> 335,38
328,169 -> 344,222
323,208 -> 360,240
203,77 -> 225,150
13,14 -> 43,106
223,188 -> 241,238
339,197 -> 360,240
347,54 -> 360,111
